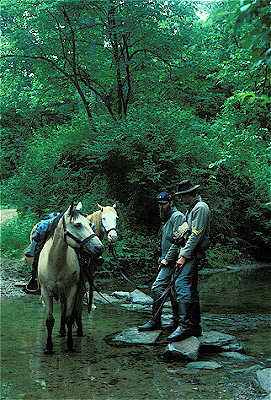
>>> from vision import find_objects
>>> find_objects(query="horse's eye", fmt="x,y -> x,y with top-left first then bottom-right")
74,223 -> 82,228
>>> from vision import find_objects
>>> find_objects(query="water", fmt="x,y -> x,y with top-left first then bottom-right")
1,266 -> 271,400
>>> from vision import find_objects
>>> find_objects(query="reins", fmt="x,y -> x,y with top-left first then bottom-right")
108,244 -> 159,289
108,244 -> 183,320
108,244 -> 139,287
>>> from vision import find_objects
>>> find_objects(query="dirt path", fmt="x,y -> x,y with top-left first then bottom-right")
0,209 -> 18,224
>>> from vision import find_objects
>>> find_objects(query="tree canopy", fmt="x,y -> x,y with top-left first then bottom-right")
1,0 -> 270,264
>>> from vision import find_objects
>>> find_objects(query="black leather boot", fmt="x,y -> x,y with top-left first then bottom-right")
190,302 -> 202,337
162,294 -> 179,332
138,292 -> 164,331
167,302 -> 194,342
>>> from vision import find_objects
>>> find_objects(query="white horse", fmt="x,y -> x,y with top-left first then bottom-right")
87,204 -> 118,243
38,202 -> 104,354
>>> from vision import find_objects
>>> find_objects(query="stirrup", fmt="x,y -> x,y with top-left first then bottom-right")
23,277 -> 40,295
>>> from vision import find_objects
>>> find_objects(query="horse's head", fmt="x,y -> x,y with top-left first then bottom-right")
98,204 -> 118,243
64,202 -> 104,256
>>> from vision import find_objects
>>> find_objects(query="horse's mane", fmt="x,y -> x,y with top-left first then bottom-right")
45,212 -> 65,241
88,209 -> 101,220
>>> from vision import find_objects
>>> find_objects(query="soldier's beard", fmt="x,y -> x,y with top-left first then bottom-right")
159,204 -> 171,219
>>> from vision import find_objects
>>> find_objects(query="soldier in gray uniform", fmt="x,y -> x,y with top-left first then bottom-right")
167,179 -> 211,342
138,192 -> 185,331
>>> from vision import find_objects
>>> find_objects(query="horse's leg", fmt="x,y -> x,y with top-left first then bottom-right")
59,301 -> 66,337
65,286 -> 77,352
65,314 -> 74,352
42,289 -> 55,354
75,284 -> 85,337
46,316 -> 55,354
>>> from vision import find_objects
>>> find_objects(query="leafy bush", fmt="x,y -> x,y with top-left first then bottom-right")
1,213 -> 38,259
1,102 -> 270,263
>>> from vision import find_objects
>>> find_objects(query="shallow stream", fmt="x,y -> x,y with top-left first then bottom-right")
1,266 -> 270,400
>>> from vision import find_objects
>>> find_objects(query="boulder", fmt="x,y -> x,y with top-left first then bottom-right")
112,327 -> 161,345
256,368 -> 271,394
163,336 -> 200,361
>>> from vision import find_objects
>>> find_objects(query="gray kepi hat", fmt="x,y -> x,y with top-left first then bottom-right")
174,179 -> 200,195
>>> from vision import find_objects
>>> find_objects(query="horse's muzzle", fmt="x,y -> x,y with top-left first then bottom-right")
108,231 -> 117,243
85,241 -> 104,256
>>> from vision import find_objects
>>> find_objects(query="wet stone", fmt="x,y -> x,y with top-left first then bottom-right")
111,291 -> 131,301
129,289 -> 153,305
219,351 -> 255,361
163,336 -> 200,361
186,361 -> 223,370
199,330 -> 247,352
256,368 -> 271,394
112,327 -> 161,344
93,292 -> 122,304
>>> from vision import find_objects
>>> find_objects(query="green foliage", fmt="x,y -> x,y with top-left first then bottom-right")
235,0 -> 271,68
1,213 -> 38,259
1,0 -> 270,265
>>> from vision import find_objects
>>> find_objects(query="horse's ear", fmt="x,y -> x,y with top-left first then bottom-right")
67,201 -> 74,215
98,204 -> 103,211
113,203 -> 117,209
76,202 -> 82,211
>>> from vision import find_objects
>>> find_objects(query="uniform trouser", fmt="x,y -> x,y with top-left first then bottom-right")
151,263 -> 175,297
151,263 -> 176,321
174,256 -> 201,328
151,258 -> 200,327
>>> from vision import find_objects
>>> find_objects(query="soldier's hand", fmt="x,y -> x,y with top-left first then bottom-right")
176,256 -> 186,268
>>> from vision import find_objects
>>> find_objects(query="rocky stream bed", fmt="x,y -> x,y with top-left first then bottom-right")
1,256 -> 271,400
1,209 -> 270,399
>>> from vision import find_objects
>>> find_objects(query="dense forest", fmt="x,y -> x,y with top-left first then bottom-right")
1,0 -> 270,270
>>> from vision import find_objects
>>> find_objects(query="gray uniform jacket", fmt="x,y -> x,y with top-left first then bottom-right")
159,207 -> 185,263
179,195 -> 210,259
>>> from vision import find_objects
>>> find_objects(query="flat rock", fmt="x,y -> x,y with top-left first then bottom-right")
111,291 -> 131,301
93,292 -> 122,304
199,330 -> 247,352
219,351 -> 255,361
163,336 -> 200,361
112,289 -> 154,305
186,361 -> 223,370
256,368 -> 271,393
129,289 -> 153,304
112,327 -> 161,344
230,364 -> 263,375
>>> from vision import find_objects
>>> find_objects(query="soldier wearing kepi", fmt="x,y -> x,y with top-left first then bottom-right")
138,192 -> 185,331
167,179 -> 211,342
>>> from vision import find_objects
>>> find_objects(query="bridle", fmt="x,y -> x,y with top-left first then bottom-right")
102,224 -> 117,236
100,212 -> 117,236
62,215 -> 97,249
